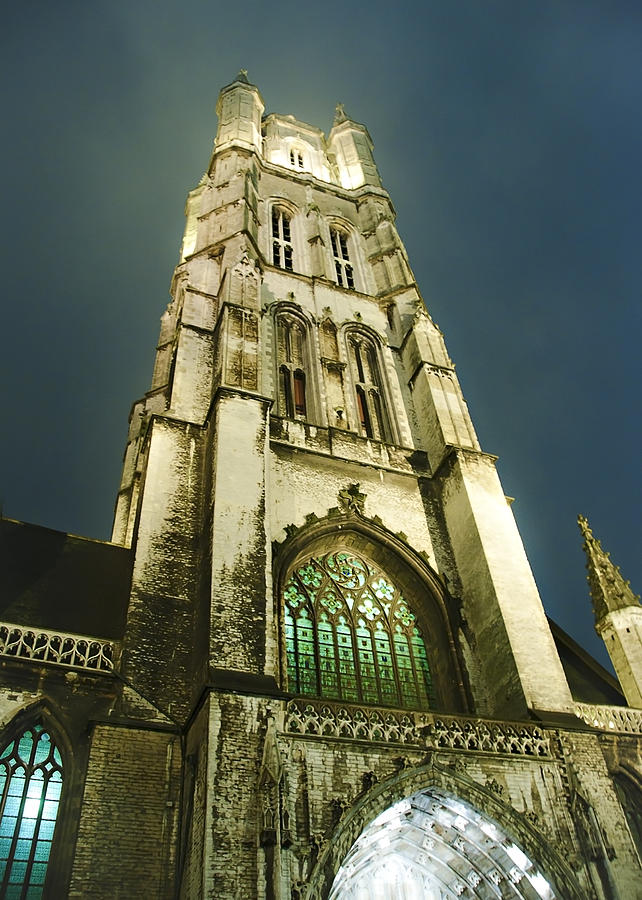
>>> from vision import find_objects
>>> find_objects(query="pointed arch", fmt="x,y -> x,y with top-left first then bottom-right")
268,198 -> 300,272
307,759 -> 585,900
272,302 -> 317,422
343,325 -> 395,443
0,702 -> 72,899
274,514 -> 468,714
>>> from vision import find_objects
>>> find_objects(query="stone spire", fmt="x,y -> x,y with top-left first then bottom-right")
578,514 -> 640,624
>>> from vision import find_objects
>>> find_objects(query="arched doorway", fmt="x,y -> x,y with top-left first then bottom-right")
328,788 -> 558,899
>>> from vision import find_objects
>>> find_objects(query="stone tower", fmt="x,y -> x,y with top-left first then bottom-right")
0,72 -> 640,899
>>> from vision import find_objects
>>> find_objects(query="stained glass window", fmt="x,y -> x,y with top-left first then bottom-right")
0,725 -> 63,899
283,551 -> 435,709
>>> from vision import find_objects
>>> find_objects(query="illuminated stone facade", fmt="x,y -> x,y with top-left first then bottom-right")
0,72 -> 641,897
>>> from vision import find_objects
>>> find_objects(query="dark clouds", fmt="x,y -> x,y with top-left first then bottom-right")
2,2 -> 640,669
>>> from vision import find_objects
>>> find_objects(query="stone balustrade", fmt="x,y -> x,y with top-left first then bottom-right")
574,702 -> 642,734
285,698 -> 554,756
0,622 -> 117,674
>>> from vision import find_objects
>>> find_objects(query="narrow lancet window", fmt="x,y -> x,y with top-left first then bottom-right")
272,208 -> 294,271
276,314 -> 308,419
283,550 -> 434,709
330,228 -> 355,289
0,724 -> 63,898
348,336 -> 389,441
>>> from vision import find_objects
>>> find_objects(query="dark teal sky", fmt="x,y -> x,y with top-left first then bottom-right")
2,1 -> 641,669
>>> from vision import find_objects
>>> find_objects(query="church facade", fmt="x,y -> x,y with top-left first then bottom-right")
1,72 -> 641,898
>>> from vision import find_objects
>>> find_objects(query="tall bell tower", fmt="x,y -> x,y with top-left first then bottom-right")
103,72 -> 641,898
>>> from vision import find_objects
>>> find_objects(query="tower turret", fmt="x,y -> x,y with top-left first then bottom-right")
214,69 -> 264,155
327,103 -> 383,189
579,514 -> 642,707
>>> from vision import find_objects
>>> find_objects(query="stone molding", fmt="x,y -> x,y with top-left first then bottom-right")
285,698 -> 555,757
0,622 -> 117,674
574,702 -> 642,734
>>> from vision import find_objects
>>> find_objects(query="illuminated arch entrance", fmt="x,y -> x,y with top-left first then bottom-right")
329,788 -> 557,900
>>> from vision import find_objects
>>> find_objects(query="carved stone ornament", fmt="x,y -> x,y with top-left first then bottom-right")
485,777 -> 505,797
337,483 -> 366,516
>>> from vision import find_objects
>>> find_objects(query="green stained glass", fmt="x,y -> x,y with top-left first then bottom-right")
298,563 -> 322,588
393,600 -> 415,626
284,581 -> 305,607
372,577 -> 394,602
356,622 -> 378,703
319,588 -> 342,615
412,628 -> 434,705
295,610 -> 317,695
374,625 -> 398,705
284,549 -> 434,711
318,618 -> 339,697
336,620 -> 359,701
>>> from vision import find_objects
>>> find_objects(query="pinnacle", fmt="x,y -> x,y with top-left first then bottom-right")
236,68 -> 250,84
578,514 -> 640,624
333,102 -> 349,125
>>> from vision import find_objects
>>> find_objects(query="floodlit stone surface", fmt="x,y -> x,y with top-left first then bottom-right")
0,73 -> 640,898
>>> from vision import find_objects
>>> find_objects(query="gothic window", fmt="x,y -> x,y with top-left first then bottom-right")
271,208 -> 293,271
0,724 -> 63,898
283,550 -> 434,709
289,149 -> 304,169
348,335 -> 389,441
276,314 -> 308,418
330,228 -> 355,289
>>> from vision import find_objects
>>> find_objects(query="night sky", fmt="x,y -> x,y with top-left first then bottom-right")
2,2 -> 640,671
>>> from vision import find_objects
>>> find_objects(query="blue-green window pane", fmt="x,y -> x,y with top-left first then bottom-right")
25,887 -> 43,899
33,842 -> 51,863
0,725 -> 63,897
1,818 -> 18,840
45,778 -> 61,801
41,801 -> 57,821
14,840 -> 32,862
8,774 -> 25,796
9,861 -> 28,883
32,736 -> 50,766
28,862 -> 47,885
36,820 -> 55,841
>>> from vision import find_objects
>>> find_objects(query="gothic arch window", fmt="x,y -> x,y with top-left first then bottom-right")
347,334 -> 390,441
283,549 -> 435,709
0,723 -> 63,898
289,148 -> 305,170
330,227 -> 355,290
276,313 -> 309,419
271,206 -> 293,271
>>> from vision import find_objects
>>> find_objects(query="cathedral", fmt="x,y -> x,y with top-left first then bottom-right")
1,71 -> 641,898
